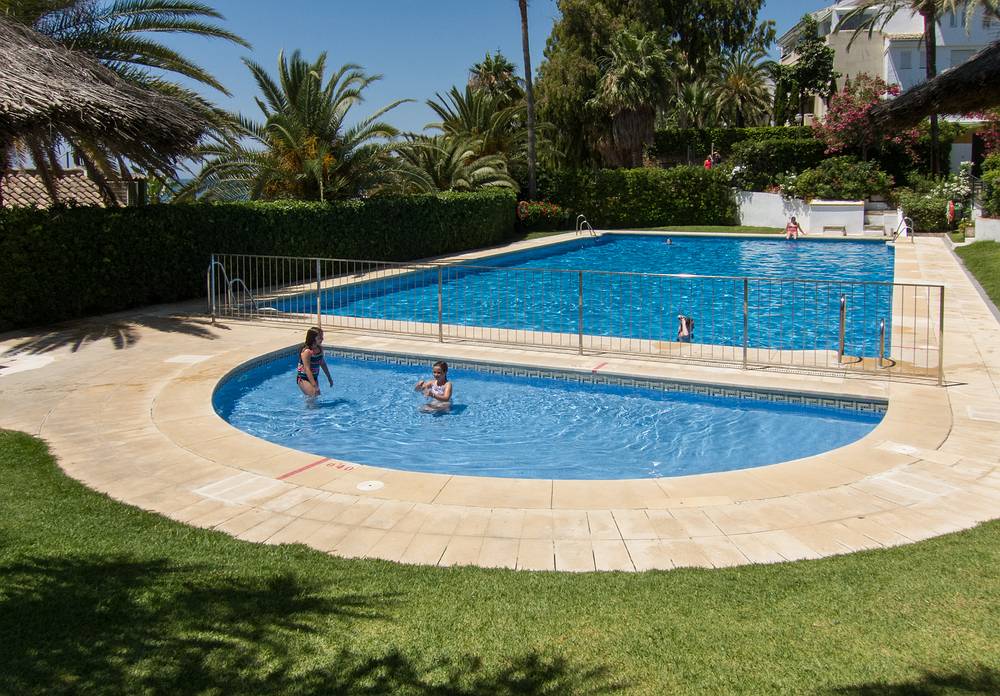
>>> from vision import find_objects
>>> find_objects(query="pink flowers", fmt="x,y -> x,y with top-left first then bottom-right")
813,74 -> 917,158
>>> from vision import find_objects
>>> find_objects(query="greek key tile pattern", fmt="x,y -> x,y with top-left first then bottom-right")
219,345 -> 887,415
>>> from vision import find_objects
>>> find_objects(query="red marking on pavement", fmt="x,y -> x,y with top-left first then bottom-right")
591,362 -> 608,373
277,457 -> 329,480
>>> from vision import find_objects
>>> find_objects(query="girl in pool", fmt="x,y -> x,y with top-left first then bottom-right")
414,361 -> 452,412
296,326 -> 333,397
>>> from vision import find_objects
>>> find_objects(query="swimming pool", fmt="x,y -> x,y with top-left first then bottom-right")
267,235 -> 895,356
214,349 -> 884,480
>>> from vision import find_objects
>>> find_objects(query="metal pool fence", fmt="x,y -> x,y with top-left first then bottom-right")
207,253 -> 945,382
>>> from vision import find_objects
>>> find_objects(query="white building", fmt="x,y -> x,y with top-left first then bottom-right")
778,1 -> 1000,170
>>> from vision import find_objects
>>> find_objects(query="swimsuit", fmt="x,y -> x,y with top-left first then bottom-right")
296,348 -> 324,383
428,381 -> 449,401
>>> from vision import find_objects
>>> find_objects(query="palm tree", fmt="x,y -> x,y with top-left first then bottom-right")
518,0 -> 537,198
469,51 -> 523,105
711,47 -> 774,127
589,30 -> 673,167
1,0 -> 248,201
426,86 -> 528,161
185,51 -> 408,201
394,135 -> 516,193
672,81 -> 722,129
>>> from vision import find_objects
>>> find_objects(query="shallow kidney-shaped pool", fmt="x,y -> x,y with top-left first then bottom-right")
213,349 -> 884,480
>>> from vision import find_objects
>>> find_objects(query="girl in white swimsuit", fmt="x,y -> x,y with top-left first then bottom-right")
415,361 -> 452,411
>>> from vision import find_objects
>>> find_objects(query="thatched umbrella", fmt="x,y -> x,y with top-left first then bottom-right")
868,40 -> 1000,131
0,14 -> 212,202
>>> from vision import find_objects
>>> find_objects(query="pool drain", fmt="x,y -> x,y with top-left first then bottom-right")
357,480 -> 384,492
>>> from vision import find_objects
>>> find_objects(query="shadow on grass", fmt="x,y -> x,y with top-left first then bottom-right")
830,666 -> 1000,695
2,313 -> 228,355
0,555 -> 622,695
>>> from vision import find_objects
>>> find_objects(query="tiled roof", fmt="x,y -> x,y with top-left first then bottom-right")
0,169 -> 112,208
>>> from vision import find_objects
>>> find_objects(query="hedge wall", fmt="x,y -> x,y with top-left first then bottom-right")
649,126 -> 815,162
728,139 -> 828,191
538,167 -> 737,228
0,190 -> 515,331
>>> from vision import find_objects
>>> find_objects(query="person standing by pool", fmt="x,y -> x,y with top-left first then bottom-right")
296,326 -> 332,397
785,216 -> 805,240
415,361 -> 452,411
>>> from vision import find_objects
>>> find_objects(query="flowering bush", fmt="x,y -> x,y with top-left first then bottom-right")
813,74 -> 919,159
778,156 -> 893,201
896,189 -> 958,232
517,200 -> 572,231
981,153 -> 1000,217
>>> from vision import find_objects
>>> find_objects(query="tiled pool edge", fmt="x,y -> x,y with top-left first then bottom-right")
220,344 -> 888,416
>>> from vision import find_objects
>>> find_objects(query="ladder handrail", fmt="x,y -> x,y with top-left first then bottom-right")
575,214 -> 587,233
207,259 -> 259,312
228,277 -> 260,311
581,220 -> 597,237
891,216 -> 913,242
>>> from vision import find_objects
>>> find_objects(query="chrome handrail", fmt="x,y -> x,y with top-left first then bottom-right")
837,295 -> 846,363
582,220 -> 597,237
891,216 -> 913,242
228,278 -> 260,312
575,214 -> 587,234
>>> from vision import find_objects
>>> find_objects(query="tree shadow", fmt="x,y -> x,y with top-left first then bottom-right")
1,313 -> 229,355
829,666 -> 1000,695
0,555 -> 624,695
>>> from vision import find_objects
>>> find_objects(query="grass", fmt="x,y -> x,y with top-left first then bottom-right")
2,429 -> 998,695
949,231 -> 966,244
956,241 -> 1000,309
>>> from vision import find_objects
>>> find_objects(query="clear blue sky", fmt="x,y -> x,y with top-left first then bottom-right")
170,0 -> 829,134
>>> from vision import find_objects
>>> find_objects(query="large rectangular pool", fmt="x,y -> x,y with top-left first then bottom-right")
267,235 -> 896,355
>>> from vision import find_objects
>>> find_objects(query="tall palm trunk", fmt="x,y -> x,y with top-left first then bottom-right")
519,0 -> 537,199
920,4 -> 939,175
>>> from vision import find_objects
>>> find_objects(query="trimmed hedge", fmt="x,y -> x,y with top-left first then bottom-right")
0,190 -> 515,331
649,126 -> 815,162
728,139 -> 828,191
538,167 -> 737,228
982,153 -> 1000,218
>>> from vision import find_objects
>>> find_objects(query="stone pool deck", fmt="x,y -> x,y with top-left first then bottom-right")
1,236 -> 998,572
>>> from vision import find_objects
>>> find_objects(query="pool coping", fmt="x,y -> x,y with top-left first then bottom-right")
2,235 -> 998,572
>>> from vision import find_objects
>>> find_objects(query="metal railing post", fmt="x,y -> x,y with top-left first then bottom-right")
742,278 -> 748,369
315,258 -> 322,327
578,270 -> 584,355
837,295 -> 846,363
209,254 -> 217,323
437,267 -> 444,342
878,319 -> 886,368
938,286 -> 945,386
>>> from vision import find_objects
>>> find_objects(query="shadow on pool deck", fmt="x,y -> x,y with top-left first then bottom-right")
0,554 -> 624,695
1,312 -> 228,355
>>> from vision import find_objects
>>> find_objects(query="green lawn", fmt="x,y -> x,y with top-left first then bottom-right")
2,429 -> 998,695
949,231 -> 966,244
956,241 -> 1000,309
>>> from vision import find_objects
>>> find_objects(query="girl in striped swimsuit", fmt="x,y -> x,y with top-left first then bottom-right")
296,326 -> 333,397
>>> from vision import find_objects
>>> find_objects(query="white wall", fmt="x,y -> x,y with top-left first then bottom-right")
974,203 -> 1000,241
736,191 -> 808,229
809,200 -> 866,234
736,192 -> 866,234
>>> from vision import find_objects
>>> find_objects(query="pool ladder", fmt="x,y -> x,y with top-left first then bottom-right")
576,214 -> 597,237
836,294 -> 894,368
207,258 -> 261,319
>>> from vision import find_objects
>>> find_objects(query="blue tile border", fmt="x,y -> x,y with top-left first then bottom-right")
220,345 -> 887,416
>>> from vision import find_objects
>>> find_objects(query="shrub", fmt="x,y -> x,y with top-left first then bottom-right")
516,200 -> 573,232
0,190 -> 516,331
896,190 -> 955,232
780,156 -> 894,202
726,138 -> 827,190
649,126 -> 814,163
538,166 -> 737,228
981,153 -> 1000,217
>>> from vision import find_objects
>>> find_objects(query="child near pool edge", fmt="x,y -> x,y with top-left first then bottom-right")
677,314 -> 694,343
296,326 -> 333,397
785,216 -> 805,240
415,361 -> 452,411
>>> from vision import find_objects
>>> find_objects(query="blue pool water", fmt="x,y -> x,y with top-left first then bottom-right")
268,235 -> 895,356
214,352 -> 884,480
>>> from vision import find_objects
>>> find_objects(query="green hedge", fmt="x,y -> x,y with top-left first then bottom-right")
896,190 -> 953,232
538,167 -> 737,228
982,153 -> 1000,218
0,190 -> 515,331
728,139 -> 828,190
649,126 -> 815,162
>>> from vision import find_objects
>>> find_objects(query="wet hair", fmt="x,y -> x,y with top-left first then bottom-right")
432,360 -> 448,374
304,326 -> 322,350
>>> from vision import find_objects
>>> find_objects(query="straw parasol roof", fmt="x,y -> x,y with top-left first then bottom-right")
0,14 -> 211,165
868,40 -> 1000,130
